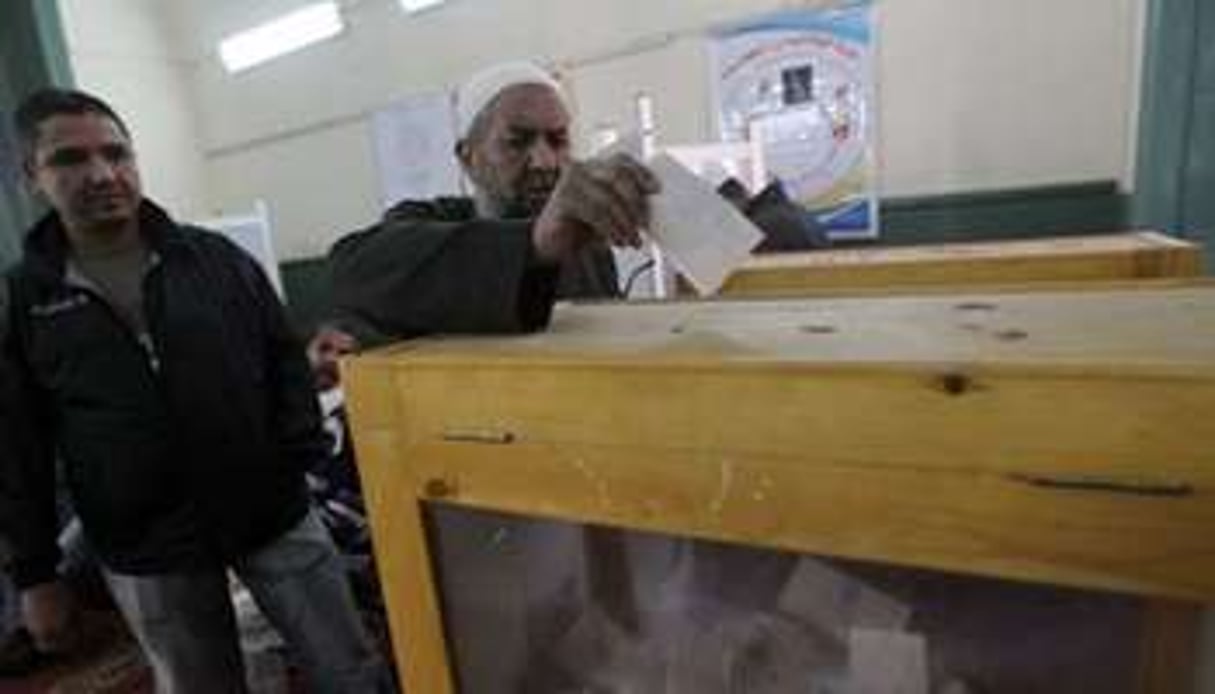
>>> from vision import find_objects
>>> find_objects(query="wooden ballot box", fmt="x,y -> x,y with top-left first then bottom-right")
346,283 -> 1215,693
717,231 -> 1203,298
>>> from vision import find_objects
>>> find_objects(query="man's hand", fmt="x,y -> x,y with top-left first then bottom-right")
532,153 -> 661,262
21,581 -> 75,653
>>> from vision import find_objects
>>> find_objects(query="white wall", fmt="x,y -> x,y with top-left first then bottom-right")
165,0 -> 819,259
63,0 -> 1146,259
207,118 -> 381,260
877,0 -> 1143,197
58,0 -> 210,221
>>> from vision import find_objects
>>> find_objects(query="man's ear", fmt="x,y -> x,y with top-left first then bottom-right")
454,139 -> 473,173
21,157 -> 41,196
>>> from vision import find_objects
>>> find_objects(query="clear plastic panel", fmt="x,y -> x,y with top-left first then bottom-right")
427,505 -> 1144,694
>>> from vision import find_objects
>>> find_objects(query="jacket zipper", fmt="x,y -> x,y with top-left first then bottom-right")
65,254 -> 164,379
72,284 -> 162,378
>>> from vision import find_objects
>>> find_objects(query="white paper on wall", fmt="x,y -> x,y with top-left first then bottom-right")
199,202 -> 283,297
371,91 -> 463,209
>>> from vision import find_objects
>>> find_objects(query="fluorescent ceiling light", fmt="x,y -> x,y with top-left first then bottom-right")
399,0 -> 448,14
219,2 -> 344,73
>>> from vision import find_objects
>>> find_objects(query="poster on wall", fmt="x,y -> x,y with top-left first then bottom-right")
712,1 -> 878,239
197,202 -> 284,298
371,91 -> 464,210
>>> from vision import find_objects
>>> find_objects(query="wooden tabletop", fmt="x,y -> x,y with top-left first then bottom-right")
714,231 -> 1204,297
367,283 -> 1215,377
739,231 -> 1195,270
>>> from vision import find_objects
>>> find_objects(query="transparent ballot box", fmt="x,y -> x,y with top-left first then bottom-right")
345,288 -> 1215,693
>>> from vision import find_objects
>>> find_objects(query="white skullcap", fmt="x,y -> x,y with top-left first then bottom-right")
455,61 -> 566,139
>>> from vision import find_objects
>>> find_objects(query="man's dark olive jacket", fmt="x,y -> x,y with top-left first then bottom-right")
327,197 -> 620,345
0,201 -> 323,588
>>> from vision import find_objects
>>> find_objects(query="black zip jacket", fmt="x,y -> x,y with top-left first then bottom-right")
0,201 -> 323,588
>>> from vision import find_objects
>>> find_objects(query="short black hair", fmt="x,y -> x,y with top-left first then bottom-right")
13,88 -> 131,163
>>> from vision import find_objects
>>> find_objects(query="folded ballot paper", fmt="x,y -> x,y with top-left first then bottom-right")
644,153 -> 764,295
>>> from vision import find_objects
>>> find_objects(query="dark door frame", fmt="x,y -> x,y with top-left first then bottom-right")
1133,0 -> 1205,249
0,0 -> 72,269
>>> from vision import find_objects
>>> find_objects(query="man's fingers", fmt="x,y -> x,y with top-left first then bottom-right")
575,183 -> 638,246
587,166 -> 648,231
607,153 -> 661,195
627,161 -> 662,196
599,156 -> 659,229
534,156 -> 657,259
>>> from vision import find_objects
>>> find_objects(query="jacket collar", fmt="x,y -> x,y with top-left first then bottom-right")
21,199 -> 184,284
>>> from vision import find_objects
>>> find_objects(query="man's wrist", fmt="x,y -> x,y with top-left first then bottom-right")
528,221 -> 564,266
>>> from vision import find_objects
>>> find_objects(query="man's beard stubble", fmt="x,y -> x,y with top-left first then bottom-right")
502,168 -> 560,218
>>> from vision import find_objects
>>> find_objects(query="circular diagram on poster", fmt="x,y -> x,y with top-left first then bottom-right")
717,30 -> 871,207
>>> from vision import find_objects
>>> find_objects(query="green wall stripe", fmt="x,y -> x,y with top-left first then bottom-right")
879,181 -> 1127,246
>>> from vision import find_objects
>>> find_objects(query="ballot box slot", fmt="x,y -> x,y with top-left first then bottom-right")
1006,472 -> 1195,498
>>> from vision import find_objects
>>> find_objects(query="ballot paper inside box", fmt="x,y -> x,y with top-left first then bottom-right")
425,506 -> 1148,694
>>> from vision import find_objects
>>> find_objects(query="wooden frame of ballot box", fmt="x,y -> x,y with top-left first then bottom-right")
345,281 -> 1215,694
716,231 -> 1203,298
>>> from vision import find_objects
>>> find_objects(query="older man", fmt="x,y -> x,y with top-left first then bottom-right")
328,61 -> 658,343
322,62 -> 666,691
